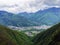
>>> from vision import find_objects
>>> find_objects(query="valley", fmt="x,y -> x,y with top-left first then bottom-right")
0,7 -> 60,45
0,23 -> 60,45
8,25 -> 51,36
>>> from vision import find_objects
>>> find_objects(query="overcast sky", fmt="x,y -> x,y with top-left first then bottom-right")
0,0 -> 60,13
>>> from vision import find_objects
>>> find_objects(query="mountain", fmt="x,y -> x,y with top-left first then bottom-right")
31,7 -> 60,25
0,25 -> 33,45
33,23 -> 60,45
18,7 -> 60,25
0,11 -> 38,27
0,7 -> 60,27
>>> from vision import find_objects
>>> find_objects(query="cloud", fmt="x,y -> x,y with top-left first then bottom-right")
0,0 -> 60,13
44,0 -> 60,6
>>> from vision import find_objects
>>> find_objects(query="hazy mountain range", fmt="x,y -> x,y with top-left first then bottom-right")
19,7 -> 60,25
0,7 -> 60,27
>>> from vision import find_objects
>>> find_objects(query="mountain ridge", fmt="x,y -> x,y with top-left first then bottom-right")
0,7 -> 60,27
18,7 -> 60,25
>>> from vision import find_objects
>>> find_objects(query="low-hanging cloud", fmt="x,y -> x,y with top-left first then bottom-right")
0,0 -> 60,13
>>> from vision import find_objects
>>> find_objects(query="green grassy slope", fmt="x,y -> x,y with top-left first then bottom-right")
0,25 -> 33,45
33,23 -> 60,45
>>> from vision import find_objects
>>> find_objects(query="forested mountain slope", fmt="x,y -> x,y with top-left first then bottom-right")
0,25 -> 33,45
33,23 -> 60,45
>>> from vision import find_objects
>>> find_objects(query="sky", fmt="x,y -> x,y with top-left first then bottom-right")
0,0 -> 60,13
